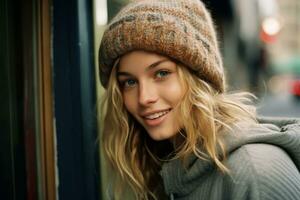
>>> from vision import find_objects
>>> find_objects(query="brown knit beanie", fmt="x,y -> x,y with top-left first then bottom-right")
99,0 -> 225,92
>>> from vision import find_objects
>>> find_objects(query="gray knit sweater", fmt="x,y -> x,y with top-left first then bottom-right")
160,117 -> 300,200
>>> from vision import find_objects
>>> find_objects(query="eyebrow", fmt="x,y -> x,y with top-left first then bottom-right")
117,59 -> 170,77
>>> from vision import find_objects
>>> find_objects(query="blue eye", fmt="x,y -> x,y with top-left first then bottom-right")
123,79 -> 137,88
156,70 -> 170,78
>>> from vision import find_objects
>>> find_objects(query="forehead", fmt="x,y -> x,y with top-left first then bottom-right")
118,50 -> 171,71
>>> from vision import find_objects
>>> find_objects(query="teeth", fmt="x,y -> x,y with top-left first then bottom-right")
145,110 -> 169,120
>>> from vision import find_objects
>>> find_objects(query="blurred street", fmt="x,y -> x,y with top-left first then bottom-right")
254,73 -> 300,118
257,93 -> 300,117
201,0 -> 300,118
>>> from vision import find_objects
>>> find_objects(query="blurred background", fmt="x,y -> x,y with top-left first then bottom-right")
1,0 -> 300,200
198,0 -> 300,118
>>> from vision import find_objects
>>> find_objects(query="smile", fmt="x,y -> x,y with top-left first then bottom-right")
142,109 -> 172,127
144,109 -> 170,120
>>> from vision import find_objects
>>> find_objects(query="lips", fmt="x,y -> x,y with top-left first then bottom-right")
144,110 -> 170,119
141,109 -> 171,126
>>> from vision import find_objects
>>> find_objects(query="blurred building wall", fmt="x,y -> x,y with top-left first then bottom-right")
268,0 -> 300,61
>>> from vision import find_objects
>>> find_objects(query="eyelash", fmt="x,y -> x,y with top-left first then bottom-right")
121,79 -> 136,88
155,70 -> 171,79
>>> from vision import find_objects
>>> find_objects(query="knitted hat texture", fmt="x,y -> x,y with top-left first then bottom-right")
99,0 -> 225,92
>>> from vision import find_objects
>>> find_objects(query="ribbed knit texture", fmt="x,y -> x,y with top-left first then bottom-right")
160,117 -> 300,199
98,0 -> 225,92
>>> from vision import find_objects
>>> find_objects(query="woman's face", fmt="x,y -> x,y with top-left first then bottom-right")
118,50 -> 186,141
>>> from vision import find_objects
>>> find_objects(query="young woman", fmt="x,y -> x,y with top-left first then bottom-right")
98,0 -> 300,199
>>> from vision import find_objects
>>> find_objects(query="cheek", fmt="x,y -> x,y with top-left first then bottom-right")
122,92 -> 136,115
162,79 -> 185,104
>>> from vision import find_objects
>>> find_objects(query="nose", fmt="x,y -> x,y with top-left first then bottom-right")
138,81 -> 158,106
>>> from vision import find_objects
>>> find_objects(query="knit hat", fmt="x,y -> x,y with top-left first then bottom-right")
99,0 -> 225,92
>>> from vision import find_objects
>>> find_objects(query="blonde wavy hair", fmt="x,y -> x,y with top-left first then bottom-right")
101,61 -> 257,200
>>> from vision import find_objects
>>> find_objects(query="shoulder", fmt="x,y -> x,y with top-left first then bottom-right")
225,143 -> 300,199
